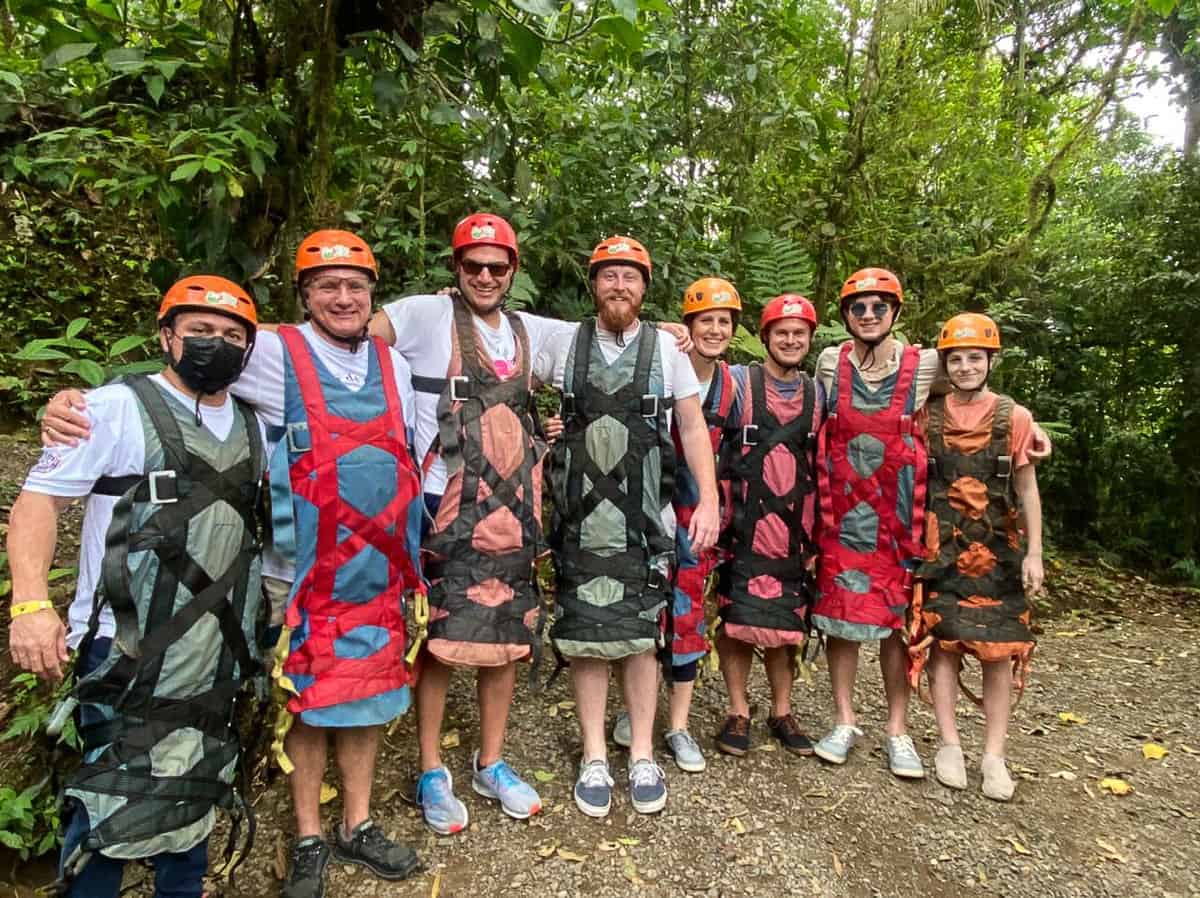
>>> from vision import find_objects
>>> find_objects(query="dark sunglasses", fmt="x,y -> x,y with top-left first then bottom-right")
848,300 -> 894,319
460,259 -> 513,278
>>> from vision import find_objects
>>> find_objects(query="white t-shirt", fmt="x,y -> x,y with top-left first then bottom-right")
232,324 -> 418,580
381,294 -> 577,496
536,319 -> 701,533
22,374 -> 267,648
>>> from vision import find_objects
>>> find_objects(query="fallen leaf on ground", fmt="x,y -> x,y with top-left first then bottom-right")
1142,743 -> 1168,760
1058,711 -> 1088,725
557,700 -> 576,711
755,741 -> 778,752
536,840 -> 559,858
1177,744 -> 1196,755
532,769 -> 556,782
1049,770 -> 1078,780
547,705 -> 559,718
319,783 -> 338,804
556,847 -> 587,862
598,840 -> 621,852
441,730 -> 460,749
1096,838 -> 1129,863
622,857 -> 644,886
430,871 -> 441,898
617,836 -> 640,846
725,816 -> 746,835
831,851 -> 844,877
1000,836 -> 1031,855
1099,777 -> 1134,795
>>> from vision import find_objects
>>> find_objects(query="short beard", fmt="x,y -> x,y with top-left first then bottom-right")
458,274 -> 507,315
597,298 -> 640,333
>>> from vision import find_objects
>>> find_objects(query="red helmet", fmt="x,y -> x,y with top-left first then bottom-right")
759,294 -> 817,339
295,230 -> 378,284
840,267 -> 903,305
158,275 -> 257,335
452,213 -> 519,268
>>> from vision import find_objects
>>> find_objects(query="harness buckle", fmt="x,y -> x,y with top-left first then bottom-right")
449,375 -> 471,403
646,567 -> 667,591
899,414 -> 913,436
996,455 -> 1012,479
148,470 -> 179,504
561,393 -> 576,419
742,423 -> 759,446
285,422 -> 310,454
641,394 -> 659,418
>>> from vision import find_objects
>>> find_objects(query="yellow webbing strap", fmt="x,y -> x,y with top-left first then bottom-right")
270,625 -> 297,775
405,589 -> 430,667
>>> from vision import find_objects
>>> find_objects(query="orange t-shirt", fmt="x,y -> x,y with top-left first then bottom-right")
934,391 -> 1034,467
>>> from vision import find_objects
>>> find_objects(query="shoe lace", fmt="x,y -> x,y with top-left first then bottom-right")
629,760 -> 664,788
830,724 -> 863,747
889,734 -> 917,755
671,730 -> 700,753
417,770 -> 451,806
726,716 -> 749,737
579,761 -> 613,789
487,760 -> 523,792
291,840 -> 325,879
773,715 -> 801,737
353,823 -> 390,852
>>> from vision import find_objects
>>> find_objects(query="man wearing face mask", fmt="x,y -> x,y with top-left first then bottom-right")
38,231 -> 426,898
539,236 -> 720,818
8,276 -> 267,898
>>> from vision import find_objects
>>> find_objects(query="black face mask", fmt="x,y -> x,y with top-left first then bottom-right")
168,336 -> 247,395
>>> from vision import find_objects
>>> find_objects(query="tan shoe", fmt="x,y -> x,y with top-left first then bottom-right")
981,753 -> 1015,801
934,744 -> 967,790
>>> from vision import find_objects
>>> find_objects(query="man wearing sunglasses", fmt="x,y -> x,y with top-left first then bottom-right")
367,213 -> 580,835
810,267 -> 1051,782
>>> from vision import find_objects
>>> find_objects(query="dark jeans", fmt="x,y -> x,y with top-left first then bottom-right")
59,637 -> 209,898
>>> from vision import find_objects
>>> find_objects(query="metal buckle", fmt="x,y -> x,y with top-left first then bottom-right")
148,470 -> 179,504
996,455 -> 1012,479
449,376 -> 471,403
646,568 -> 667,591
286,422 -> 310,454
641,394 -> 659,418
561,393 -> 576,419
742,423 -> 759,446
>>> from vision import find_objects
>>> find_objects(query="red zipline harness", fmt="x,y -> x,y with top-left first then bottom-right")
670,361 -> 735,663
908,394 -> 1035,700
277,326 -> 423,715
814,343 -> 927,633
719,364 -> 818,646
414,296 -> 549,670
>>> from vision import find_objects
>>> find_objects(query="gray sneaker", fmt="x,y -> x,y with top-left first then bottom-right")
886,734 -> 926,779
814,724 -> 863,765
612,710 -> 632,748
574,759 -> 614,818
664,729 -> 706,773
628,758 -> 667,814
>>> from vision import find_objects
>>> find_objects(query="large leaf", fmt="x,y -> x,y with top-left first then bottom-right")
41,42 -> 97,70
500,19 -> 543,77
511,0 -> 558,16
108,334 -> 148,358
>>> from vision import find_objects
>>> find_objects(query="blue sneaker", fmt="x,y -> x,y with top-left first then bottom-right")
573,759 -> 614,818
628,758 -> 667,814
416,767 -> 468,835
471,751 -> 543,819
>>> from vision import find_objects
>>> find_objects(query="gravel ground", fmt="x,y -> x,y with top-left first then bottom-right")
2,430 -> 1198,898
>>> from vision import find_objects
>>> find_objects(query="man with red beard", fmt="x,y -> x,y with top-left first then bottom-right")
540,236 -> 721,818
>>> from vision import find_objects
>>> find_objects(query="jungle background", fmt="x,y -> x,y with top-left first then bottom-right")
0,0 -> 1199,891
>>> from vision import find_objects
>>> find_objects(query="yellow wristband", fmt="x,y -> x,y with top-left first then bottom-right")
10,600 -> 54,619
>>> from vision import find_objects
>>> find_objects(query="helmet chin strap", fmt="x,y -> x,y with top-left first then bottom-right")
842,301 -> 898,369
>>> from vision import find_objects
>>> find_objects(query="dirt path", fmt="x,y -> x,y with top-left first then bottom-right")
2,431 -> 1198,898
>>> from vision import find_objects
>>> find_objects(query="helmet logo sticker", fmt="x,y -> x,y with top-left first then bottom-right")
854,276 -> 878,290
320,244 -> 352,261
205,290 -> 240,309
952,326 -> 979,339
782,302 -> 804,315
607,241 -> 632,254
471,224 -> 497,240
713,291 -> 733,304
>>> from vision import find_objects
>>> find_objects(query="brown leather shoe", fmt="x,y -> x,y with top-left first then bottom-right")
767,714 -> 815,756
715,714 -> 751,756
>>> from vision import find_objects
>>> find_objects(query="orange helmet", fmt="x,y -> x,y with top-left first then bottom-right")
840,267 -> 903,305
452,212 -> 519,267
157,275 -> 257,333
589,235 -> 652,282
937,312 -> 1001,352
759,294 -> 817,338
294,229 -> 378,284
682,277 -> 742,319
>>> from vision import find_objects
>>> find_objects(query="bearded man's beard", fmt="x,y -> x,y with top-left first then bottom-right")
597,296 -> 641,332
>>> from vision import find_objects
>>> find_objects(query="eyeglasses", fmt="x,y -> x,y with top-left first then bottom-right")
847,300 -> 893,319
460,259 -> 512,278
309,277 -> 372,296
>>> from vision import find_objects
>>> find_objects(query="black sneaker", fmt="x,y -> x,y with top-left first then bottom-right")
282,836 -> 330,898
715,714 -> 751,756
767,714 -> 815,756
332,819 -> 422,881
